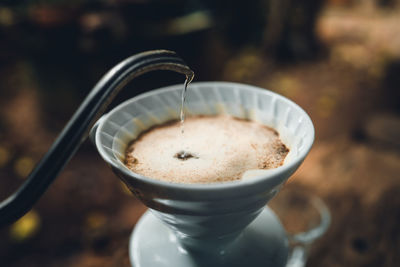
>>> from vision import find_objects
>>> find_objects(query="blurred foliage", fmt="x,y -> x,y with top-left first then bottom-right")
1,1 -> 400,267
0,0 -> 326,131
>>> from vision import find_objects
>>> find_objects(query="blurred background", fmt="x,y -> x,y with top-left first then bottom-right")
0,0 -> 399,266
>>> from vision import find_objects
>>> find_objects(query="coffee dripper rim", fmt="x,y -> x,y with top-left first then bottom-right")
93,81 -> 315,193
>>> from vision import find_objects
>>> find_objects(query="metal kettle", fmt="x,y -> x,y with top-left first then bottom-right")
0,50 -> 194,227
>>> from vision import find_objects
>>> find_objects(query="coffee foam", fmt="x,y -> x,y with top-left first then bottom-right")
125,115 -> 289,184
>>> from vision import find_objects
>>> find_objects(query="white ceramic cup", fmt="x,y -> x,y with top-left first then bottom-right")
91,82 -> 314,267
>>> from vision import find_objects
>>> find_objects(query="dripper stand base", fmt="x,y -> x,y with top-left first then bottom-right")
129,207 -> 288,267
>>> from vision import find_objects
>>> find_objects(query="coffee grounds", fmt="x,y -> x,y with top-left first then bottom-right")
125,115 -> 289,184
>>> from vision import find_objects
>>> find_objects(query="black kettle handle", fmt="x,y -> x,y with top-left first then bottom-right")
0,50 -> 194,227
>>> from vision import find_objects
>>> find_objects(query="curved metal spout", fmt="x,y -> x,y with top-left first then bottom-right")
0,50 -> 194,227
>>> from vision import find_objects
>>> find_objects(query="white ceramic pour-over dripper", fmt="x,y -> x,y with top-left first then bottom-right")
91,82 -> 314,267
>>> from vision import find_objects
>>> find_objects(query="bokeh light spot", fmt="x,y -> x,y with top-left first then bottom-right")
85,212 -> 107,231
9,210 -> 41,242
14,156 -> 35,178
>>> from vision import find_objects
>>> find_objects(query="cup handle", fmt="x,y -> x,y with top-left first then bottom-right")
285,196 -> 331,267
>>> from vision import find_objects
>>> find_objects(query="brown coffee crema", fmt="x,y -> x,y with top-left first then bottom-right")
125,115 -> 289,184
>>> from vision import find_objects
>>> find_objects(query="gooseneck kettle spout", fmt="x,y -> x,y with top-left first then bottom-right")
0,50 -> 194,227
